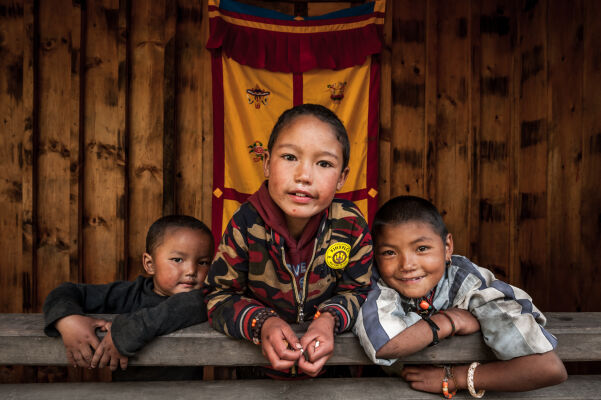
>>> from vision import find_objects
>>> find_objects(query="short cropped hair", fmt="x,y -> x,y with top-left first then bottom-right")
372,196 -> 449,243
267,104 -> 350,171
145,215 -> 213,255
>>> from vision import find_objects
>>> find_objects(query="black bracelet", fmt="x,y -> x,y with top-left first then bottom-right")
251,309 -> 277,345
422,315 -> 440,346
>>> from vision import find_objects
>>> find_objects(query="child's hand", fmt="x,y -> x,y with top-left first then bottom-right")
55,315 -> 110,368
444,308 -> 481,335
298,312 -> 335,377
91,323 -> 129,371
260,317 -> 302,370
401,365 -> 450,394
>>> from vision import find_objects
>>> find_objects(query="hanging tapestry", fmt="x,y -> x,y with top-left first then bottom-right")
207,0 -> 385,244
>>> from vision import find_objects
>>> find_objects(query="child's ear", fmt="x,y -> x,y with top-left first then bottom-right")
142,252 -> 156,276
336,166 -> 350,191
262,151 -> 271,179
444,233 -> 454,262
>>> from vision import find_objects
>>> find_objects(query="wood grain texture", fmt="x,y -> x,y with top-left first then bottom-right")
127,0 -> 167,280
2,376 -> 600,400
377,0 -> 392,204
547,0 -> 584,312
35,0 -> 78,310
82,0 -> 126,284
1,313 -> 599,366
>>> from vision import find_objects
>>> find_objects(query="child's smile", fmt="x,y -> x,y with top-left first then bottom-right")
263,115 -> 349,237
375,221 -> 453,299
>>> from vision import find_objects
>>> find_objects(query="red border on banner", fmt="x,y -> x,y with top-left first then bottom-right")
367,55 -> 381,227
211,50 -> 225,248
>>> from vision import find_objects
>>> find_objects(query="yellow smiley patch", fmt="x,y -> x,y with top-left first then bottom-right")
325,242 -> 351,270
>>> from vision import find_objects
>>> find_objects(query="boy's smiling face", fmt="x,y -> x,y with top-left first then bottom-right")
263,115 -> 349,237
143,227 -> 213,297
375,221 -> 453,299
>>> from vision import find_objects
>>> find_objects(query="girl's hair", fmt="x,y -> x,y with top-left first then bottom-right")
267,104 -> 350,170
372,196 -> 449,243
145,215 -> 213,254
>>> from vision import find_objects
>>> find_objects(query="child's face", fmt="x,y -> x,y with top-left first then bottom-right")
375,221 -> 453,299
143,227 -> 213,297
263,115 -> 349,235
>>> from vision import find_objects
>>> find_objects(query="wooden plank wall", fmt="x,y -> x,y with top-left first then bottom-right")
0,0 -> 600,379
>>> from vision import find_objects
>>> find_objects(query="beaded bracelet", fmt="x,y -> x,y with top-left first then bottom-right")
438,310 -> 456,337
442,365 -> 457,399
422,315 -> 440,346
467,362 -> 485,398
251,309 -> 278,345
314,308 -> 341,333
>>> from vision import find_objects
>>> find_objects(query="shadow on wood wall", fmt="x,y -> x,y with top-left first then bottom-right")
0,0 -> 600,319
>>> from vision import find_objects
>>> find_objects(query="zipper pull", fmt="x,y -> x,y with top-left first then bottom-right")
298,304 -> 304,323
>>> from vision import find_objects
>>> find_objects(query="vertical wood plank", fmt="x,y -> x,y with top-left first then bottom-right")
0,0 -> 33,313
547,0 -> 583,311
175,0 -> 204,219
424,0 -> 438,207
390,0 -> 427,198
429,0 -> 472,254
475,0 -> 514,279
516,0 -> 549,305
200,0 -> 213,225
378,0 -> 392,205
580,0 -> 601,312
82,0 -> 127,284
163,0 -> 176,216
128,0 -> 167,279
36,0 -> 78,310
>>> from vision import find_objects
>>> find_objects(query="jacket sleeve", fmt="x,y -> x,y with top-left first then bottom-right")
110,289 -> 208,356
204,208 -> 271,341
352,278 -> 422,365
318,208 -> 373,334
42,280 -> 137,337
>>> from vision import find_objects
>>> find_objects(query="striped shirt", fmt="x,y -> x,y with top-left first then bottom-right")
353,255 -> 557,365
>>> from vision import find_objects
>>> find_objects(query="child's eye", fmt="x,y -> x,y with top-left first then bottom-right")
282,154 -> 296,161
171,257 -> 183,263
417,246 -> 429,252
198,260 -> 210,267
379,249 -> 395,256
317,160 -> 333,168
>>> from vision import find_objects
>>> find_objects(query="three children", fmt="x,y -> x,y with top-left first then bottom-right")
44,104 -> 567,396
44,215 -> 213,370
353,195 -> 567,396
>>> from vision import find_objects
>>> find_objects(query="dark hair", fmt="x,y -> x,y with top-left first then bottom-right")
145,215 -> 213,255
268,103 -> 350,170
372,196 -> 449,243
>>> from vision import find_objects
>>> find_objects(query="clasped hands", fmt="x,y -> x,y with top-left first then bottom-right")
55,314 -> 128,371
260,313 -> 336,377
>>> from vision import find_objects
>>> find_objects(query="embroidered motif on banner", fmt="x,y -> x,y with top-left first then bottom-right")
248,140 -> 266,162
246,85 -> 270,109
325,242 -> 351,270
327,82 -> 347,103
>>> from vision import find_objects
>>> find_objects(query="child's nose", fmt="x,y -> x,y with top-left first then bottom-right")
398,253 -> 415,271
294,161 -> 312,183
183,261 -> 197,276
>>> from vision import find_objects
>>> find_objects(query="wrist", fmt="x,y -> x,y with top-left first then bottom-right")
452,365 -> 469,391
314,308 -> 340,334
431,312 -> 455,339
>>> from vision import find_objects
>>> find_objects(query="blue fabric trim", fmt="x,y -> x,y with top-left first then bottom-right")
362,280 -> 390,352
539,325 -> 559,348
448,255 -> 486,301
218,0 -> 296,20
219,0 -> 375,21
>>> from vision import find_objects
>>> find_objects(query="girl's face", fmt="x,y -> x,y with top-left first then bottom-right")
263,115 -> 349,238
375,221 -> 453,299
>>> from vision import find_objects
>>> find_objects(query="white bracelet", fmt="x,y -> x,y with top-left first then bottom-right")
467,361 -> 485,398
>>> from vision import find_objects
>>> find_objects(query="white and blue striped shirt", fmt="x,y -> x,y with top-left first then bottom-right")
353,255 -> 557,366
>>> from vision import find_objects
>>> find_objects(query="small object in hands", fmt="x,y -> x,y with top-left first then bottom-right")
302,347 -> 310,361
314,340 -> 320,350
467,362 -> 485,398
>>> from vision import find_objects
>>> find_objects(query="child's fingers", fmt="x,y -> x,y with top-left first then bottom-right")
65,350 -> 77,368
97,349 -> 111,369
90,343 -> 104,368
109,355 -> 119,371
262,341 -> 296,371
297,352 -> 328,377
306,338 -> 333,362
72,350 -> 88,368
119,356 -> 128,371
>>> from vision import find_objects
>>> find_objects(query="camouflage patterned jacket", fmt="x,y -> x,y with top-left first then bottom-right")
205,198 -> 373,341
